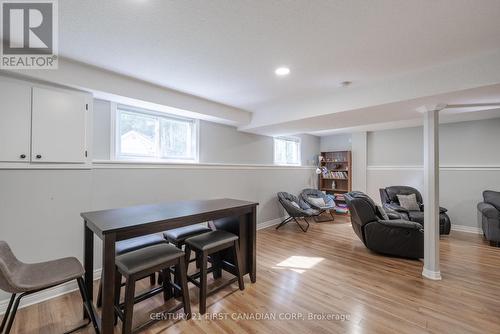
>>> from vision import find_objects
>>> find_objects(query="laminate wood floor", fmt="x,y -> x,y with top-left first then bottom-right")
5,218 -> 500,333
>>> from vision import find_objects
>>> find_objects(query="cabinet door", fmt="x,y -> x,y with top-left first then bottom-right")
31,87 -> 87,163
0,80 -> 31,162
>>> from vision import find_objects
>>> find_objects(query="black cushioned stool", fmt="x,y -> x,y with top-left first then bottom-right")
97,234 -> 166,307
163,225 -> 212,247
184,230 -> 244,314
163,225 -> 212,294
114,243 -> 191,334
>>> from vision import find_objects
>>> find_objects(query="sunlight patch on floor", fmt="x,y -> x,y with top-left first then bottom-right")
274,256 -> 325,273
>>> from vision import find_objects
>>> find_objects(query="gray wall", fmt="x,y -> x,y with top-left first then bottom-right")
368,118 -> 500,166
0,99 -> 319,303
0,167 -> 316,268
320,133 -> 352,152
200,121 -> 319,166
368,127 -> 422,166
93,100 -> 320,166
366,118 -> 500,230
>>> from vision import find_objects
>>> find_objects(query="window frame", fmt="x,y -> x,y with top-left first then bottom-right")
273,136 -> 301,166
114,105 -> 199,163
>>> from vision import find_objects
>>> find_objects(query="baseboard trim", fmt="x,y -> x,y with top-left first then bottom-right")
451,224 -> 483,234
257,217 -> 285,230
422,268 -> 442,280
0,269 -> 102,315
0,217 -> 285,314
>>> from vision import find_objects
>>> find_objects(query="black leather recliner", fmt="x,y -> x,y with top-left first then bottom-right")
379,186 -> 451,235
478,190 -> 500,246
345,191 -> 424,259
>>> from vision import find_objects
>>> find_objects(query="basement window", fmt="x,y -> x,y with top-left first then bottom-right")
274,137 -> 301,165
115,106 -> 198,162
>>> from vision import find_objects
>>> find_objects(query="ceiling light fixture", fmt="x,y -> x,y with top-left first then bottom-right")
339,81 -> 352,87
275,67 -> 290,76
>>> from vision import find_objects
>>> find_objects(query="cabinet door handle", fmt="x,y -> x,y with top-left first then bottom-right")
36,154 -> 42,159
20,154 -> 26,159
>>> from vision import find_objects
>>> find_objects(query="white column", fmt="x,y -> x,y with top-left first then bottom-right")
421,106 -> 442,280
351,132 -> 367,193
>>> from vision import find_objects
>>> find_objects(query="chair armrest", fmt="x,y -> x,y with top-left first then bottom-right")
386,211 -> 404,220
378,219 -> 423,230
385,203 -> 408,213
478,202 -> 500,219
382,205 -> 404,219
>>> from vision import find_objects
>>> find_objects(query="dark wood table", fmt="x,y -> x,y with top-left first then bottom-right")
81,198 -> 258,333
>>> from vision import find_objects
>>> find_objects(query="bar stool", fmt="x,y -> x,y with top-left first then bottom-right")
209,216 -> 240,279
163,225 -> 212,248
162,225 -> 212,292
184,230 -> 244,314
96,234 -> 166,307
114,243 -> 191,334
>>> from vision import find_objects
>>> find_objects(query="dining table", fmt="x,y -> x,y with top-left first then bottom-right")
81,198 -> 258,333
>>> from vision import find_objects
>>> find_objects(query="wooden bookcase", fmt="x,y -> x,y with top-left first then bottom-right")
318,151 -> 352,215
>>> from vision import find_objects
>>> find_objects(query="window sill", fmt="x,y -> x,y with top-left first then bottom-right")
92,160 -> 315,170
273,163 -> 302,167
114,157 -> 199,164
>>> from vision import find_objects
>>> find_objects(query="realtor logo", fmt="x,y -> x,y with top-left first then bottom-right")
1,0 -> 58,69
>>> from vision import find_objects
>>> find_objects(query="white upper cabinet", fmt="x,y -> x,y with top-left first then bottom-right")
31,87 -> 88,164
0,80 -> 32,163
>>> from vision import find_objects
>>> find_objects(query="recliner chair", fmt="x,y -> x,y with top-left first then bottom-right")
379,186 -> 451,235
478,190 -> 500,246
345,191 -> 424,259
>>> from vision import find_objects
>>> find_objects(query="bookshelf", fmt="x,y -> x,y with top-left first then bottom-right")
318,151 -> 352,216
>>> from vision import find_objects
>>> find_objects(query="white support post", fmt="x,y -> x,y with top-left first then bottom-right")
421,106 -> 442,280
351,132 -> 367,193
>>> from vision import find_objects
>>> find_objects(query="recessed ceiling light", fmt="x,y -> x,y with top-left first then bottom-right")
275,67 -> 290,76
339,81 -> 352,87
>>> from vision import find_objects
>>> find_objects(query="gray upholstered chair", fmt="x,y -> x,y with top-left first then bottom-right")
299,188 -> 336,221
0,241 -> 99,334
379,186 -> 451,235
277,192 -> 320,232
478,190 -> 500,246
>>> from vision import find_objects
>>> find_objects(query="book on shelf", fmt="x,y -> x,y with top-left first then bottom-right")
322,170 -> 348,179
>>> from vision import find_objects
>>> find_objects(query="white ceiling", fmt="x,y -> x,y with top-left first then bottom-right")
58,0 -> 500,135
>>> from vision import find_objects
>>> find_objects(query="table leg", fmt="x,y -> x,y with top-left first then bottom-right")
238,214 -> 248,277
101,233 -> 116,334
248,206 -> 257,283
83,222 -> 94,318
